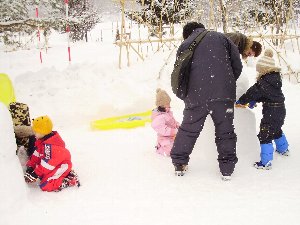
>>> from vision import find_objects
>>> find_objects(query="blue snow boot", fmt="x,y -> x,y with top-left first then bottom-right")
254,143 -> 274,170
253,161 -> 272,170
275,134 -> 289,156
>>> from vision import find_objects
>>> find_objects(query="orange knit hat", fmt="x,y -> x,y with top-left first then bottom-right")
32,115 -> 53,135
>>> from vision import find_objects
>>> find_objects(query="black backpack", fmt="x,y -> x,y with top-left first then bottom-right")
171,30 -> 209,100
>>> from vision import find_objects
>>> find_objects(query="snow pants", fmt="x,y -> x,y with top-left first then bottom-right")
39,162 -> 72,192
170,100 -> 238,176
258,103 -> 286,144
156,136 -> 174,157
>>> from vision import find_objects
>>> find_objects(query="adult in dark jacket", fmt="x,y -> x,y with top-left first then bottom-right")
224,33 -> 262,59
236,49 -> 289,169
170,22 -> 243,180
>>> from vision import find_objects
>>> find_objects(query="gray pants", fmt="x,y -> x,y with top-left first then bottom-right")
170,100 -> 238,176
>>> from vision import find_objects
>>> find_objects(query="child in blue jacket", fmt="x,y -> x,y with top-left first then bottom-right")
236,49 -> 289,169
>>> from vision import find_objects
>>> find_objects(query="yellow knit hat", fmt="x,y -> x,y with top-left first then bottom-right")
32,115 -> 53,135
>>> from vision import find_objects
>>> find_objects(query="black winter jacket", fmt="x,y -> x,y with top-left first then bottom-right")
177,28 -> 243,108
238,72 -> 285,104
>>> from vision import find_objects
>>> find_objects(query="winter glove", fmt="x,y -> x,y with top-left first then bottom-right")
248,101 -> 257,109
24,170 -> 38,183
26,167 -> 34,174
235,100 -> 247,108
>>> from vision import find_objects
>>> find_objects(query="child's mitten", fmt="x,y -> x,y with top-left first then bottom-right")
25,167 -> 34,174
235,100 -> 247,108
24,170 -> 38,183
248,101 -> 257,109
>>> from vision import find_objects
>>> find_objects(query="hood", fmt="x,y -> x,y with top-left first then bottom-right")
179,28 -> 206,53
256,67 -> 281,80
43,131 -> 65,148
151,108 -> 173,120
151,109 -> 164,120
224,32 -> 252,57
260,72 -> 282,89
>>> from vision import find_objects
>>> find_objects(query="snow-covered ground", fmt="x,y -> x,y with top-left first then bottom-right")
1,21 -> 300,225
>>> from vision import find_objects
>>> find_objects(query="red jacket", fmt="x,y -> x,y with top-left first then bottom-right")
27,131 -> 72,184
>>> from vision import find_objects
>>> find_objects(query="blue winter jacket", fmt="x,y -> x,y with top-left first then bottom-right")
238,71 -> 285,104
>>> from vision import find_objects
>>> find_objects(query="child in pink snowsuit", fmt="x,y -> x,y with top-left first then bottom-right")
151,88 -> 180,156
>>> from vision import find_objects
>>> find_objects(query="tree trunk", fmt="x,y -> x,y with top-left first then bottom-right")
219,0 -> 227,33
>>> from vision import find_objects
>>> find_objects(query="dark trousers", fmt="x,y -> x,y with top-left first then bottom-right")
258,103 -> 286,144
170,100 -> 238,176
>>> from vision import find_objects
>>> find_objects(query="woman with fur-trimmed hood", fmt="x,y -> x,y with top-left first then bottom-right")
224,32 -> 262,59
236,49 -> 289,170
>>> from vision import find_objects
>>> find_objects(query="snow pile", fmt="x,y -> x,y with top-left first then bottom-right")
0,103 -> 28,214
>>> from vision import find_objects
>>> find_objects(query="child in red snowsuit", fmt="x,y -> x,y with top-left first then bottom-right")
24,115 -> 80,192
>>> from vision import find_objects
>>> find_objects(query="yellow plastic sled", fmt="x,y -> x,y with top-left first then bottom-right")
91,110 -> 152,130
0,73 -> 16,107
